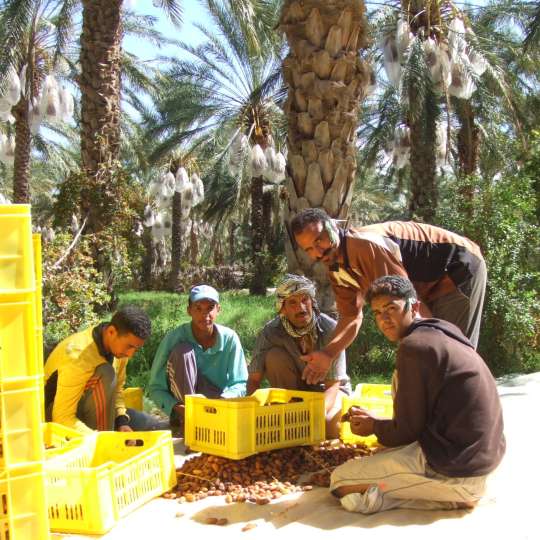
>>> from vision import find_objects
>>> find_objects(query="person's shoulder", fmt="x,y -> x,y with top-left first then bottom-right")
52,327 -> 99,367
215,323 -> 240,340
168,322 -> 190,336
399,322 -> 447,361
259,316 -> 282,334
63,327 -> 95,354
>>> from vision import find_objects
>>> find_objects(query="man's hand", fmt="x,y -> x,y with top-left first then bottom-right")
117,424 -> 136,445
343,406 -> 376,437
301,350 -> 332,385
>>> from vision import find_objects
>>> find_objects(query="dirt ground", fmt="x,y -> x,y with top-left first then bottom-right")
53,373 -> 540,540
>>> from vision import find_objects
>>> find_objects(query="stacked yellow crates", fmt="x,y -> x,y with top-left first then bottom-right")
0,204 -> 50,540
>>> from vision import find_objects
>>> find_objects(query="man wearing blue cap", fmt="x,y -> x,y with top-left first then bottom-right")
148,284 -> 248,435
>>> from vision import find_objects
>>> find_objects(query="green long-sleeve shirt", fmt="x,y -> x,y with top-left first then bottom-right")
149,322 -> 248,414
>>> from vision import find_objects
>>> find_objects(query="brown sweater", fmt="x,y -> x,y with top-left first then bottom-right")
374,319 -> 505,477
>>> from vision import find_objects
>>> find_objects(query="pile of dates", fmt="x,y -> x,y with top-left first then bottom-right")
163,440 -> 372,505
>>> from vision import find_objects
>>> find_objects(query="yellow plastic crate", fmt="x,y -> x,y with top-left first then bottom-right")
185,388 -> 325,460
0,464 -> 50,540
45,430 -> 176,534
0,205 -> 35,294
32,234 -> 44,371
0,376 -> 43,469
122,386 -> 143,411
43,422 -> 82,459
340,383 -> 393,446
0,292 -> 39,381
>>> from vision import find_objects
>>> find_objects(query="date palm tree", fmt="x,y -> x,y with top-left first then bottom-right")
360,1 -> 526,223
279,0 -> 370,310
147,0 -> 285,294
78,0 -> 182,233
0,0 -> 78,203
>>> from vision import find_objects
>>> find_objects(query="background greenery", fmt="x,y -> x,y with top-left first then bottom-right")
3,1 -> 537,386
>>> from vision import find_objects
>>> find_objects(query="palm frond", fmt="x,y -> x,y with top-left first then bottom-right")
152,0 -> 183,27
51,0 -> 80,64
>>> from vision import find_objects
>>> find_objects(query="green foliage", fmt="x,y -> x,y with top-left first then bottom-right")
438,164 -> 540,375
42,232 -> 110,352
52,165 -> 147,293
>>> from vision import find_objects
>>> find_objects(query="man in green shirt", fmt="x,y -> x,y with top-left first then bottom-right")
148,285 -> 248,435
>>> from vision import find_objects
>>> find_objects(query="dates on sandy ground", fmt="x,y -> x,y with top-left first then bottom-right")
165,441 -> 371,504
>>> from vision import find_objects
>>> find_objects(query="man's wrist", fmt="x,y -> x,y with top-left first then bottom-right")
114,414 -> 130,429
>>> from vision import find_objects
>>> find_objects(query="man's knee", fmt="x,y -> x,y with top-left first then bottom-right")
265,348 -> 301,388
168,342 -> 196,365
167,342 -> 197,376
265,347 -> 295,371
93,362 -> 116,391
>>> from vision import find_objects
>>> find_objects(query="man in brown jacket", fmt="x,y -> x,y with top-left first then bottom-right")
291,208 -> 487,384
331,276 -> 505,513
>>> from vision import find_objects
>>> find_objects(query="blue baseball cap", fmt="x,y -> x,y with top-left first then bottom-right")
189,284 -> 219,304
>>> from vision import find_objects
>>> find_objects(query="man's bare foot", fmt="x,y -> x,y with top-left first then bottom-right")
456,501 -> 478,510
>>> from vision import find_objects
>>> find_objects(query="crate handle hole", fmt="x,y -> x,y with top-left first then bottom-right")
125,438 -> 144,447
204,406 -> 217,414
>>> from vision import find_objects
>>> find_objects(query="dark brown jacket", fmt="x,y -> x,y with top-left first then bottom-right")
374,319 -> 505,477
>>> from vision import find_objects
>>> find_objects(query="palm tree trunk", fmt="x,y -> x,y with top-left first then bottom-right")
250,175 -> 266,295
408,108 -> 437,222
169,191 -> 183,290
456,100 -> 480,176
228,221 -> 238,264
12,98 -> 31,203
142,226 -> 153,290
190,220 -> 199,265
262,188 -> 273,247
79,0 -> 122,232
280,0 -> 369,311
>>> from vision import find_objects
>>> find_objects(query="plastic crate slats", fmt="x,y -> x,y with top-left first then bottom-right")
185,388 -> 325,459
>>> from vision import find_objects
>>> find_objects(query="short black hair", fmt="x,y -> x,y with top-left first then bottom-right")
290,208 -> 330,236
110,305 -> 151,340
366,275 -> 418,304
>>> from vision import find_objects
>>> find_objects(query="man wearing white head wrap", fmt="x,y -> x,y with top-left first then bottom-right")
248,274 -> 351,439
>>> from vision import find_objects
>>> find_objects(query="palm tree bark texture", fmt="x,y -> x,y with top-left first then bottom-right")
250,175 -> 266,295
79,0 -> 122,231
280,0 -> 369,311
404,1 -> 440,223
12,98 -> 31,203
169,190 -> 183,291
11,12 -> 40,204
456,100 -> 480,177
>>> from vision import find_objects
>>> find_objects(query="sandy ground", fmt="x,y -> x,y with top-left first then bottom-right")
53,373 -> 540,540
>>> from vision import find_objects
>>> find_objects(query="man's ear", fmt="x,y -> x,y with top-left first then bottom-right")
105,325 -> 117,338
215,304 -> 221,315
410,300 -> 421,317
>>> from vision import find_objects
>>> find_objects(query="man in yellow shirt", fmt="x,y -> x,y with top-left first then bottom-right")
45,305 -> 165,434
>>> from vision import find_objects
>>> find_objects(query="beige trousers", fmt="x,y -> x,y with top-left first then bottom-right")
330,441 -> 489,514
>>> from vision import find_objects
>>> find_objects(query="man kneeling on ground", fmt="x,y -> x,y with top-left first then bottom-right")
248,274 -> 351,439
149,284 -> 248,436
45,305 -> 166,433
331,275 -> 505,513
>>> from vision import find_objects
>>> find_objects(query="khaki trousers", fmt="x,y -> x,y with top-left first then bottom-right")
330,441 -> 489,514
